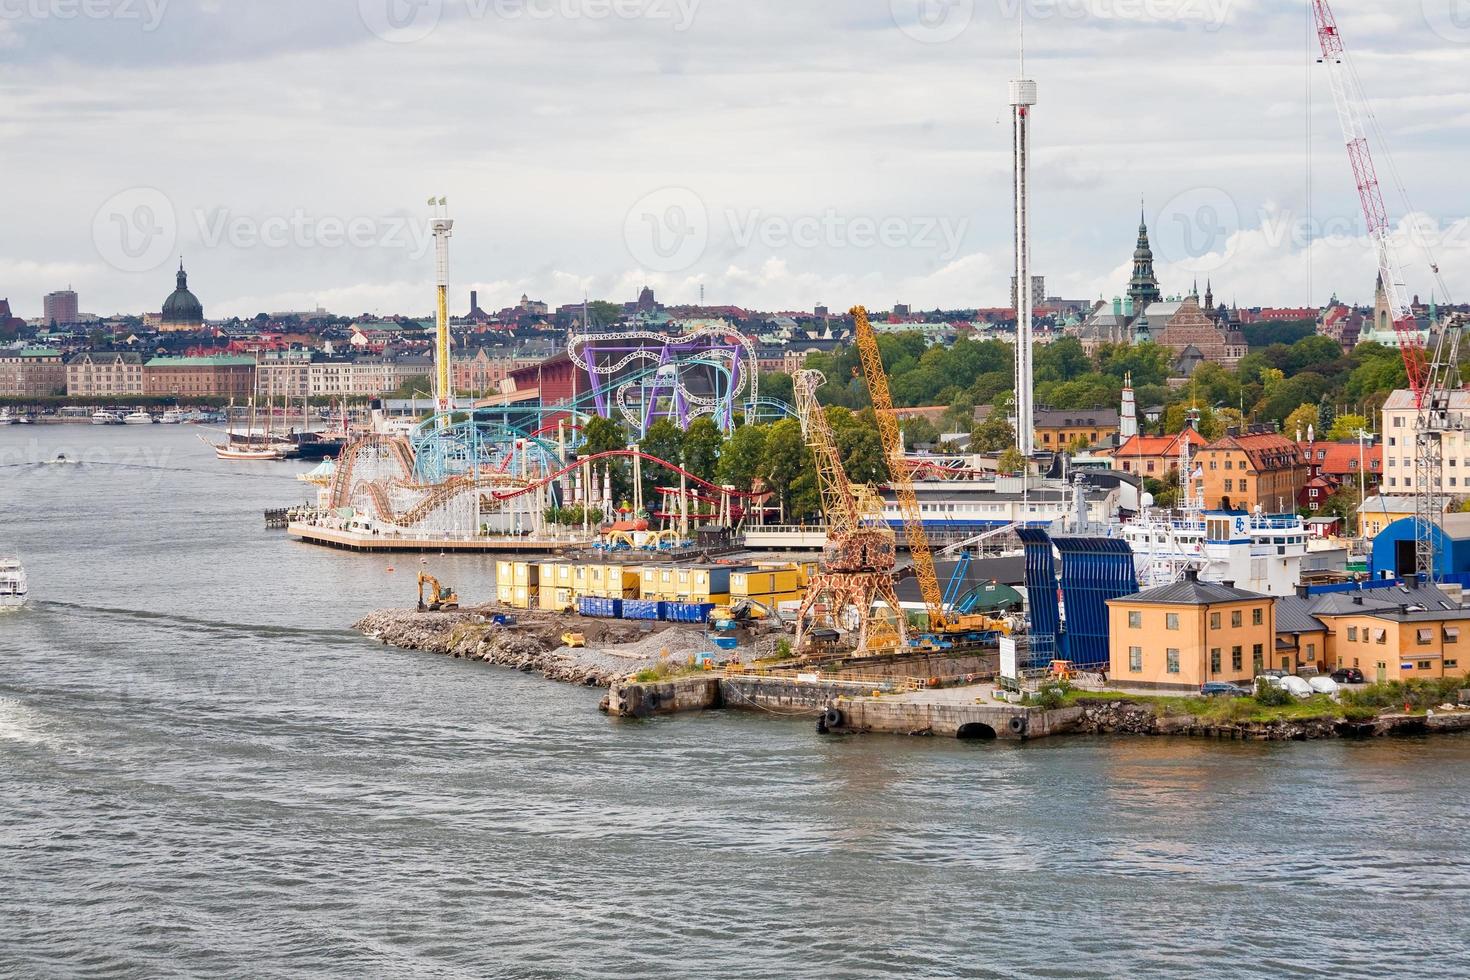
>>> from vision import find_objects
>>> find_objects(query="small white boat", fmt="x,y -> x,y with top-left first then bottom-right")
0,409 -> 13,426
0,558 -> 27,610
91,411 -> 123,426
159,410 -> 186,424
123,411 -> 156,425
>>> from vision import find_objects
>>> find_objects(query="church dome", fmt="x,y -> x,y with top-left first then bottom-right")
162,263 -> 204,324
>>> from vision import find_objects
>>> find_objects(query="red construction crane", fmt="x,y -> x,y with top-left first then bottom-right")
1312,0 -> 1463,582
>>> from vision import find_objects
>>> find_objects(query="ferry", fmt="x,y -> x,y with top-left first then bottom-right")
1117,507 -> 1309,596
0,558 -> 27,609
123,410 -> 156,425
160,409 -> 187,424
91,410 -> 124,426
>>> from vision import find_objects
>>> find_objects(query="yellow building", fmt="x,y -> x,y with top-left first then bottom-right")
1107,571 -> 1276,691
1356,494 -> 1417,541
1299,586 -> 1470,684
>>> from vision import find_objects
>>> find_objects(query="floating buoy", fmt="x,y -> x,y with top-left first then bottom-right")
386,566 -> 395,573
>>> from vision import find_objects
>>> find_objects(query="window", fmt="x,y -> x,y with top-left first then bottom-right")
1231,610 -> 1242,628
1445,627 -> 1460,642
1128,611 -> 1142,628
1447,659 -> 1459,669
1252,608 -> 1263,626
1225,460 -> 1233,470
1306,642 -> 1316,660
1129,646 -> 1142,672
1253,643 -> 1264,668
1211,648 -> 1221,674
1240,479 -> 1248,492
1166,613 -> 1180,630
1224,479 -> 1233,492
1417,628 -> 1434,645
1418,661 -> 1432,671
1210,612 -> 1221,629
1374,629 -> 1388,644
1166,648 -> 1180,674
1232,646 -> 1243,671
1348,626 -> 1358,642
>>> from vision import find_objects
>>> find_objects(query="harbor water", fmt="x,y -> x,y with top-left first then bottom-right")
3,426 -> 1469,977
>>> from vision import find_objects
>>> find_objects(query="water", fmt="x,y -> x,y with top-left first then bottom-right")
3,426 -> 1469,978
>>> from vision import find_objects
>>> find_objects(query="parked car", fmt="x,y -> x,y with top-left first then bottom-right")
1308,676 -> 1340,696
1331,667 -> 1366,684
1280,676 -> 1315,698
1202,681 -> 1252,698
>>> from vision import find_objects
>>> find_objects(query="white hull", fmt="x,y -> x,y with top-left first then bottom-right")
0,593 -> 25,609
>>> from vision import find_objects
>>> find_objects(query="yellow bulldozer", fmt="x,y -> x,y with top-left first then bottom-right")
417,573 -> 460,612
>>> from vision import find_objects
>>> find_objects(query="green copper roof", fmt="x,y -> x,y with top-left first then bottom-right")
145,355 -> 256,367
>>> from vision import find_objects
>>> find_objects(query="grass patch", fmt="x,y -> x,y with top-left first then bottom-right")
1061,688 -> 1349,724
631,661 -> 699,684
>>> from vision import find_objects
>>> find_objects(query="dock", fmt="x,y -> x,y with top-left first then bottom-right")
287,522 -> 579,554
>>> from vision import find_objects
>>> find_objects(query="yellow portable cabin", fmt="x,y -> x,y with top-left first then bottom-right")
537,562 -> 575,611
602,564 -> 641,599
641,565 -> 679,600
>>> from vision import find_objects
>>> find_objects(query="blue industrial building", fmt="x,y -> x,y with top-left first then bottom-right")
1019,529 -> 1139,669
1369,514 -> 1470,580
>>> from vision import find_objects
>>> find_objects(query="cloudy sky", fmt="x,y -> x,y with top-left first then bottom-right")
3,0 -> 1468,319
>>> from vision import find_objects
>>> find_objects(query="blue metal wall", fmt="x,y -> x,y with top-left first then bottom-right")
1368,518 -> 1470,581
1018,528 -> 1061,665
1054,537 -> 1140,670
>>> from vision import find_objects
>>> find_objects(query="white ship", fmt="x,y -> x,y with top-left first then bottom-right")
123,410 -> 156,425
0,558 -> 28,609
1118,508 -> 1309,596
91,410 -> 124,425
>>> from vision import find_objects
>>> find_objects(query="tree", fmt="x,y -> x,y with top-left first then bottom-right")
997,447 -> 1026,475
1327,413 -> 1371,442
682,417 -> 724,483
758,418 -> 818,521
830,408 -> 887,484
585,300 -> 622,328
639,418 -> 685,504
717,423 -> 767,492
1284,403 -> 1320,441
900,415 -> 940,447
1035,336 -> 1089,384
580,415 -> 631,501
971,414 -> 1016,453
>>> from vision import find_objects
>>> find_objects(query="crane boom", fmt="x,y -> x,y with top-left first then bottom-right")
794,369 -> 861,540
852,305 -> 948,629
1313,0 -> 1463,584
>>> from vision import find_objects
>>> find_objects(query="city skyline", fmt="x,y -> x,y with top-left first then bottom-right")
3,0 -> 1468,319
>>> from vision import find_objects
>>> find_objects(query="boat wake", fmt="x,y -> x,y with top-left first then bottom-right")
35,601 -> 357,643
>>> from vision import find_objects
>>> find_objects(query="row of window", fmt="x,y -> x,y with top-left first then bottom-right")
1345,625 -> 1461,645
1126,643 -> 1267,674
1126,608 -> 1263,630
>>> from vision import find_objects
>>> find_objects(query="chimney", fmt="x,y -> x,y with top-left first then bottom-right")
470,289 -> 479,311
1399,604 -> 1410,616
1297,585 -> 1309,598
1351,595 -> 1364,605
1184,568 -> 1200,582
1223,580 -> 1236,590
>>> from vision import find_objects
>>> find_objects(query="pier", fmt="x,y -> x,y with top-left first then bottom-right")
287,522 -> 578,554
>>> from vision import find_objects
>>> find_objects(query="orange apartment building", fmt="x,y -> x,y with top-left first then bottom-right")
1198,429 -> 1308,512
1292,586 -> 1470,685
1107,571 -> 1276,691
1111,428 -> 1208,481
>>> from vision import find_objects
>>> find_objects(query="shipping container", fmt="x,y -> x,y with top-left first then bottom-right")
511,586 -> 537,610
540,586 -> 574,612
664,602 -> 716,624
496,584 -> 515,606
731,568 -> 802,597
622,599 -> 665,621
578,596 -> 624,619
514,562 -> 537,586
495,560 -> 515,586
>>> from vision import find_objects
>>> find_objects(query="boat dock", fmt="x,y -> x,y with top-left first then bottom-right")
286,522 -> 579,554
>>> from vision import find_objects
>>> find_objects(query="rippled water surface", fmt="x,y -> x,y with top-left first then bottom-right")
3,427 -> 1469,977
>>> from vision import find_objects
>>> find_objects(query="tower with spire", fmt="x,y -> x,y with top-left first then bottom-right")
1128,209 -> 1161,314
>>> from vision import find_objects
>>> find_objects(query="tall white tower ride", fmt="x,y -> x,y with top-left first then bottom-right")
1010,20 -> 1037,457
429,196 -> 455,418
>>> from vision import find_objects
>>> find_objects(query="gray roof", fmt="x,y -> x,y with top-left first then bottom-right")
1305,584 -> 1463,622
1117,576 -> 1268,606
1274,595 -> 1327,633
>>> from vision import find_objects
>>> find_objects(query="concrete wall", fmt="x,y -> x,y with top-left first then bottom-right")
831,701 -> 1083,740
605,676 -> 721,718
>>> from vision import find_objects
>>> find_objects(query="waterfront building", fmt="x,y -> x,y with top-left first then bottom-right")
66,351 -> 144,397
1296,439 -> 1383,492
1290,584 -> 1470,683
1112,429 -> 1208,480
1380,388 -> 1470,494
160,262 -> 205,333
256,351 -> 313,400
1106,570 -> 1275,691
452,349 -> 540,397
0,348 -> 66,396
143,355 -> 255,398
877,478 -> 1123,536
44,289 -> 79,325
1034,406 -> 1119,451
1198,429 -> 1309,512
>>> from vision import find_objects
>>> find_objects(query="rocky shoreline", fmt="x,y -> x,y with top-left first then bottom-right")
1075,698 -> 1470,741
353,608 -> 710,688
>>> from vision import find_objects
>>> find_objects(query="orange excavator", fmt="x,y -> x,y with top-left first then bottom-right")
417,573 -> 460,612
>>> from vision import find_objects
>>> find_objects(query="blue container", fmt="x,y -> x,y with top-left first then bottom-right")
665,602 -> 716,624
623,599 -> 664,621
711,636 -> 739,651
577,597 -> 624,619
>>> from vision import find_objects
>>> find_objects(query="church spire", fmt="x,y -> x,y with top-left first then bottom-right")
1128,209 -> 1161,314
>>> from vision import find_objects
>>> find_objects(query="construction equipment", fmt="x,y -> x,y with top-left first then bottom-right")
1312,1 -> 1463,583
791,368 -> 906,655
562,632 -> 586,649
416,573 -> 459,612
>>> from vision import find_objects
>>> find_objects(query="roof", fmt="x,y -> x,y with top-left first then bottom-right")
1203,431 -> 1304,472
1358,494 -> 1417,514
145,355 -> 257,367
1297,440 -> 1381,475
1035,406 -> 1120,428
1383,389 -> 1470,412
1307,584 -> 1461,620
1114,429 -> 1207,459
1274,595 -> 1327,633
1113,574 -> 1268,606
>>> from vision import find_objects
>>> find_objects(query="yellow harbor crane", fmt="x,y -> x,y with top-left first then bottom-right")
792,368 -> 906,655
